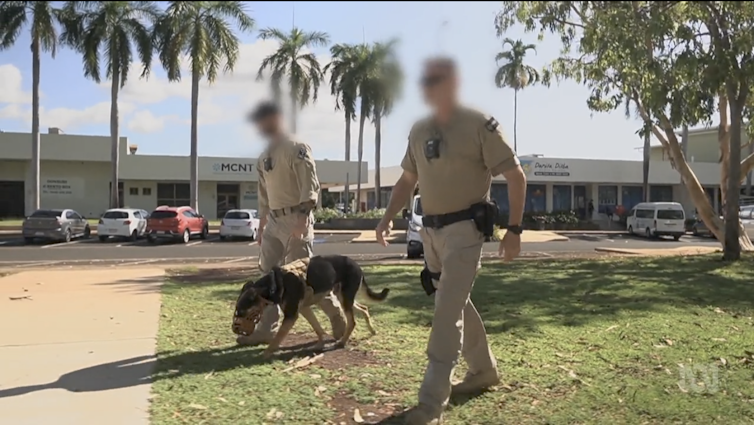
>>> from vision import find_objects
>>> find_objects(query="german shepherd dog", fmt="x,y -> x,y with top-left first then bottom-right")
232,255 -> 389,358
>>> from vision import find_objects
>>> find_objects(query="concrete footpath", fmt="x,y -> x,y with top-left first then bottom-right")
0,269 -> 164,425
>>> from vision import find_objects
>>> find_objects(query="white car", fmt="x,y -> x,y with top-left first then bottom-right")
404,195 -> 424,259
98,208 -> 149,242
219,209 -> 260,240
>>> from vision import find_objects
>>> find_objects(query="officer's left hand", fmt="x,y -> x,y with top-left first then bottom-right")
499,230 -> 521,262
291,214 -> 309,239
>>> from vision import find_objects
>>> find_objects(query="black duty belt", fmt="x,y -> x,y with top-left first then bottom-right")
270,207 -> 296,218
422,208 -> 474,229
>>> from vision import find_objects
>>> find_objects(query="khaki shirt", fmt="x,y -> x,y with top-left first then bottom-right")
401,107 -> 519,215
257,137 -> 320,218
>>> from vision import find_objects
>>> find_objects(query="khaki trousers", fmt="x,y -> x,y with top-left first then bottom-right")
418,220 -> 497,411
253,212 -> 343,337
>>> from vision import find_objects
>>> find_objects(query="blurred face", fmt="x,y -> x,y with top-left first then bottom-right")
421,63 -> 456,108
255,114 -> 281,139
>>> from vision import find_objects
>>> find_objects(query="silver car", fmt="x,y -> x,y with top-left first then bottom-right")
22,209 -> 92,244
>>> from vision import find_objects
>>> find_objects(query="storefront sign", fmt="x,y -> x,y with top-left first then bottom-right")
41,178 -> 83,198
212,162 -> 255,174
520,160 -> 570,177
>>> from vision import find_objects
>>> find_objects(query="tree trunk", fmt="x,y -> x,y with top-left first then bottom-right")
356,108 -> 367,213
290,92 -> 297,133
724,100 -> 743,260
344,112 -> 351,214
513,89 -> 518,153
746,140 -> 753,196
109,64 -> 120,209
374,112 -> 382,208
189,70 -> 200,211
642,129 -> 650,202
30,36 -> 41,214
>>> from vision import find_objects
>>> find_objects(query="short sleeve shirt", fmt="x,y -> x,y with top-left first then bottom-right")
400,107 -> 519,215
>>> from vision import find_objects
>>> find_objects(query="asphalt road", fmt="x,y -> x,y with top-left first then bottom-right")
0,231 -> 718,267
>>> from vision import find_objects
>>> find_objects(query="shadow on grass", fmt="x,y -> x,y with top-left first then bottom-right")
359,256 -> 754,335
0,339 -> 331,399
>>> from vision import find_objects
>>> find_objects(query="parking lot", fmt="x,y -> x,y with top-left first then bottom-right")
0,232 -> 357,249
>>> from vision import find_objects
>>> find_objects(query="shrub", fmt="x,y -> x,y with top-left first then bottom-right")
313,208 -> 343,223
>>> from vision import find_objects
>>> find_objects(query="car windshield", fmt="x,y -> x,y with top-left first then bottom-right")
30,210 -> 62,218
103,211 -> 129,219
150,211 -> 177,219
657,210 -> 684,220
225,211 -> 250,220
413,198 -> 423,216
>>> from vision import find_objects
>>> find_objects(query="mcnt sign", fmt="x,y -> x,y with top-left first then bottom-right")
212,162 -> 255,173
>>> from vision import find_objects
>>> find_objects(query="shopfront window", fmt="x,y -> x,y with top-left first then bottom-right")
526,184 -> 547,213
621,186 -> 643,211
490,184 -> 509,213
552,185 -> 572,211
650,185 -> 673,202
598,185 -> 618,214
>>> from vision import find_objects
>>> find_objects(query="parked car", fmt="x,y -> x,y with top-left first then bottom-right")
22,208 -> 91,244
693,207 -> 754,239
219,209 -> 260,241
146,206 -> 208,244
98,208 -> 150,242
403,194 -> 424,259
626,202 -> 686,240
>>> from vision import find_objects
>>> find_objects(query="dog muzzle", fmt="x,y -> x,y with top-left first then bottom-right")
231,309 -> 262,336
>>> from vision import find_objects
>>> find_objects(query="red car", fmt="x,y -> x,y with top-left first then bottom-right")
146,206 -> 209,244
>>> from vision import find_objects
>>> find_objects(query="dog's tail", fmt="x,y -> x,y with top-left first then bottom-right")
360,276 -> 389,301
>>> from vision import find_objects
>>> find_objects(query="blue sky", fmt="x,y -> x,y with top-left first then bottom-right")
0,1 -> 654,169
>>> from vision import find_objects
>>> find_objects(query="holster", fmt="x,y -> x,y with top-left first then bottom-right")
420,266 -> 441,296
471,200 -> 499,237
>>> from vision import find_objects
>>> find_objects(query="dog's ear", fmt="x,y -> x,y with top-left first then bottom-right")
239,279 -> 255,295
267,267 -> 284,304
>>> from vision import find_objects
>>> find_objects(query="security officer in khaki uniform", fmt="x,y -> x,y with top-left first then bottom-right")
376,57 -> 527,425
237,101 -> 346,346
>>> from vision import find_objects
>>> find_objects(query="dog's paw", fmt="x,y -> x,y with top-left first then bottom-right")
313,340 -> 326,351
334,339 -> 347,349
261,348 -> 276,359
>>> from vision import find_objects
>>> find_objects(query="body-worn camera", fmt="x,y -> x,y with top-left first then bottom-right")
263,157 -> 273,171
424,139 -> 441,159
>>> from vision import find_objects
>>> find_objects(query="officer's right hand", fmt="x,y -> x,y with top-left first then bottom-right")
257,226 -> 264,246
375,219 -> 392,247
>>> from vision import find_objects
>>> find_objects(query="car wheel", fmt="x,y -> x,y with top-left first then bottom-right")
251,229 -> 257,241
147,236 -> 157,244
200,226 -> 208,240
673,235 -> 681,241
98,236 -> 107,242
219,235 -> 227,241
64,229 -> 72,243
692,226 -> 699,236
23,237 -> 34,245
182,229 -> 191,244
83,226 -> 91,239
628,225 -> 633,235
645,228 -> 652,239
130,230 -> 138,242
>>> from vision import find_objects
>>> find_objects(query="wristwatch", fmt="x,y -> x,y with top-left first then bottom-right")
507,225 -> 523,235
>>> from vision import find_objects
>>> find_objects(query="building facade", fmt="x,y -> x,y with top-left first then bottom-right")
330,127 -> 741,218
0,129 -> 366,220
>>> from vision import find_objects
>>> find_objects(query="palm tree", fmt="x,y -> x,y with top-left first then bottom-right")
623,98 -> 652,202
494,38 -> 539,153
153,1 -> 254,212
256,27 -> 330,133
365,40 -> 403,208
61,1 -> 158,209
324,43 -> 360,213
0,1 -> 66,214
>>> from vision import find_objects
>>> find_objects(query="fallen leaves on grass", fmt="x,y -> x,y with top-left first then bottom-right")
353,408 -> 364,423
282,353 -> 324,373
188,403 -> 207,410
266,408 -> 284,420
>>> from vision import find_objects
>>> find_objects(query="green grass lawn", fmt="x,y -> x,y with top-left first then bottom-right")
150,256 -> 754,424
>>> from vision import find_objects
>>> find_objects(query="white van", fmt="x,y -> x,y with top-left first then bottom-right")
626,202 -> 686,240
403,194 -> 424,258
